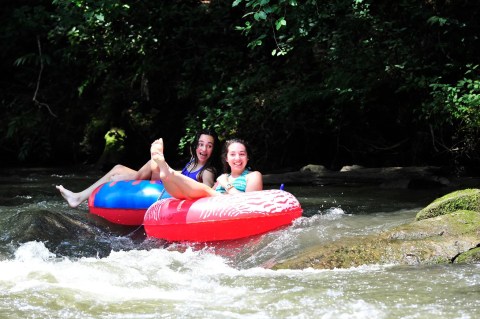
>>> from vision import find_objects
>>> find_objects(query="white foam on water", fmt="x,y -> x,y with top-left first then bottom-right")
323,207 -> 346,215
2,242 -> 244,302
1,241 -> 478,318
14,241 -> 56,262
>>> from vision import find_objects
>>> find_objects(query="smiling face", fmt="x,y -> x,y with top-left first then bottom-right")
225,142 -> 248,175
195,134 -> 215,165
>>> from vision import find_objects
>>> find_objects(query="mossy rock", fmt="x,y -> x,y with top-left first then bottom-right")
454,247 -> 480,264
273,210 -> 480,270
97,128 -> 127,170
416,188 -> 480,221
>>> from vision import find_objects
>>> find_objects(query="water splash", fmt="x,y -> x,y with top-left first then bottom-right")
14,241 -> 56,262
1,242 -> 478,318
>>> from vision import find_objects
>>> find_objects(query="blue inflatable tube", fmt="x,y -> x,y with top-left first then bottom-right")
88,180 -> 171,225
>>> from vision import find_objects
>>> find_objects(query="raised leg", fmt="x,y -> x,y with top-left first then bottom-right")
151,138 -> 218,200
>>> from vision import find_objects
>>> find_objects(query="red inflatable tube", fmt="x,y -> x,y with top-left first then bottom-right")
143,189 -> 303,242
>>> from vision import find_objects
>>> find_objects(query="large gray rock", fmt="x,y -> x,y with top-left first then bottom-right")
273,188 -> 480,270
273,210 -> 480,270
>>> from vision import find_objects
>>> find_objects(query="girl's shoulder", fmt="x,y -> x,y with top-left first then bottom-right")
246,170 -> 262,178
245,170 -> 263,191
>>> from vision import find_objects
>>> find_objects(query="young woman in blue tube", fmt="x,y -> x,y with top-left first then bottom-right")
56,129 -> 219,208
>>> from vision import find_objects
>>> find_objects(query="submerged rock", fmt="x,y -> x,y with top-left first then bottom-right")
4,210 -> 95,244
0,209 -> 129,259
274,189 -> 480,270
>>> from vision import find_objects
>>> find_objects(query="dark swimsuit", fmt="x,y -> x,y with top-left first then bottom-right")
180,161 -> 203,181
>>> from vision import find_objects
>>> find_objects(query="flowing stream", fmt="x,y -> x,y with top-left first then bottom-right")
0,168 -> 478,318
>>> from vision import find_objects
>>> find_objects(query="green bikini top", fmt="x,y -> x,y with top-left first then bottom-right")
215,170 -> 249,193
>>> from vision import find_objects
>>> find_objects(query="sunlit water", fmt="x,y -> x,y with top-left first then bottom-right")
0,168 -> 479,318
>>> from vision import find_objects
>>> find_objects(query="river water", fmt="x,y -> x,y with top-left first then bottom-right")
0,168 -> 478,318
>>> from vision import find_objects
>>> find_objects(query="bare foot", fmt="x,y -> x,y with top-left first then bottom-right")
150,138 -> 164,157
150,138 -> 165,162
150,138 -> 173,180
56,185 -> 83,208
150,139 -> 163,177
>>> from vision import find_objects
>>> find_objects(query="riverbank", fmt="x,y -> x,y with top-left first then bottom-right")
2,164 -> 479,189
263,164 -> 480,189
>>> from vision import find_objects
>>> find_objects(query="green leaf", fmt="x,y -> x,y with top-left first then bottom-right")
95,13 -> 105,22
254,11 -> 267,21
275,17 -> 287,30
427,16 -> 448,26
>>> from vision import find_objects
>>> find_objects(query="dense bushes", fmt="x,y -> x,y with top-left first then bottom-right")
2,0 -> 480,173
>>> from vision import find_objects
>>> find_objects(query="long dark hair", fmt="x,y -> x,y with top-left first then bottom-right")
187,129 -> 219,182
220,138 -> 252,174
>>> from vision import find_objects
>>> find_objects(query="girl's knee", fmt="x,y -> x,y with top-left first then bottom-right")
112,164 -> 126,173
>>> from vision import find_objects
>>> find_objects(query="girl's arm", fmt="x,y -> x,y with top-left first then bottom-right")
245,171 -> 263,192
201,169 -> 216,187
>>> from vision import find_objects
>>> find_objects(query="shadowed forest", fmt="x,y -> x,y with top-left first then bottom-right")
2,0 -> 480,175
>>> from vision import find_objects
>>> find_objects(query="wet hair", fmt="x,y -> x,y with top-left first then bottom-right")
187,129 -> 219,182
220,138 -> 252,173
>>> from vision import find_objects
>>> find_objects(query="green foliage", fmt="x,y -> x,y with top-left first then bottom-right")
0,3 -> 61,164
426,65 -> 480,159
2,0 -> 480,171
233,0 -> 301,56
5,108 -> 55,162
226,0 -> 480,168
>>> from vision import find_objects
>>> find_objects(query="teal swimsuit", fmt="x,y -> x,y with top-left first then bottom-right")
215,170 -> 250,193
